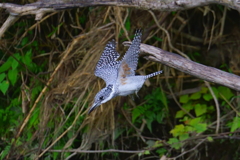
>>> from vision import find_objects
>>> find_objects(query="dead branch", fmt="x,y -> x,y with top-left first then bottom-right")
123,42 -> 240,91
0,0 -> 240,38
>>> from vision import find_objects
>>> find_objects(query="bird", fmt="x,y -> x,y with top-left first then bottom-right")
88,30 -> 162,114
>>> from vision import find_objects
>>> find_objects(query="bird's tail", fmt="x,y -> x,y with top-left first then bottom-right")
144,70 -> 163,79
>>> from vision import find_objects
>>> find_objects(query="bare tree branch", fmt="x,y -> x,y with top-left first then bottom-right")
123,42 -> 240,91
0,0 -> 240,38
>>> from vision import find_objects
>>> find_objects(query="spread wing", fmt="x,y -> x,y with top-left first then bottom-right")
95,40 -> 120,85
118,30 -> 142,81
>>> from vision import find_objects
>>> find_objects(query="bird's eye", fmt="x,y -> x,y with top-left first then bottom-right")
99,96 -> 104,100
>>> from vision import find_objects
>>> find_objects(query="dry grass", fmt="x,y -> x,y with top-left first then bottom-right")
1,4 -> 240,160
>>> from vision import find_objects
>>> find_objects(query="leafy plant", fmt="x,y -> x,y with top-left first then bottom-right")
0,35 -> 45,159
168,86 -> 235,150
132,88 -> 168,133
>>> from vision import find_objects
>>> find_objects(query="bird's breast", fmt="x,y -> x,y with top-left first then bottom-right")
117,76 -> 145,96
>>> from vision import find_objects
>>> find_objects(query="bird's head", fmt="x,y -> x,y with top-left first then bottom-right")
88,84 -> 114,114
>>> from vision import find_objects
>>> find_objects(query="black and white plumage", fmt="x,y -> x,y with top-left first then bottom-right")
88,30 -> 162,114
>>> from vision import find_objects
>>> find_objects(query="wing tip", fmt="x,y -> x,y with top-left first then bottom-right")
134,29 -> 142,39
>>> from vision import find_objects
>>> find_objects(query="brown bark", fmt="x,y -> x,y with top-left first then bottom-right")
124,42 -> 240,91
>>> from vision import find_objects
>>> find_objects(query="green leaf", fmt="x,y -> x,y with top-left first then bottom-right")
182,103 -> 194,111
79,15 -> 87,24
189,118 -> 207,133
0,81 -> 9,94
32,40 -> 38,47
125,17 -> 131,31
194,104 -> 207,117
208,105 -> 215,112
167,138 -> 179,144
190,92 -> 201,100
144,150 -> 150,155
146,121 -> 152,133
185,126 -> 194,132
193,52 -> 201,57
218,86 -> 234,100
28,108 -> 39,127
146,140 -> 155,148
158,89 -> 168,108
211,87 -> 219,98
0,145 -> 11,159
230,117 -> 240,132
11,53 -> 20,70
31,84 -> 42,99
22,49 -> 32,67
203,87 -> 219,100
0,73 -> 6,82
170,124 -> 185,137
194,123 -> 207,133
167,138 -> 181,150
156,112 -> 164,123
171,11 -> 176,15
0,59 -> 12,72
203,93 -> 212,101
146,114 -> 154,133
175,110 -> 185,118
200,87 -> 208,93
207,136 -> 213,142
180,95 -> 189,103
189,117 -> 201,126
11,59 -> 19,70
132,106 -> 144,123
21,37 -> 29,46
8,69 -> 18,85
153,141 -> 163,148
179,133 -> 189,141
156,148 -> 167,156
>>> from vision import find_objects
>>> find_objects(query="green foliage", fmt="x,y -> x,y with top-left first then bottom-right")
171,11 -> 176,16
168,138 -> 181,149
0,80 -> 9,95
125,17 -> 131,31
79,14 -> 87,25
0,37 -> 41,95
169,86 -> 235,150
0,145 -> 11,160
228,116 -> 240,132
132,88 -> 168,133
0,34 -> 45,159
119,88 -> 169,157
175,86 -> 234,119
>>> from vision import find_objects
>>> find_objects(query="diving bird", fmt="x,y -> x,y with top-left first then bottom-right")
88,30 -> 162,114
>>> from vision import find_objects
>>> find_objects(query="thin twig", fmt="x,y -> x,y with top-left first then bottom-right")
48,149 -> 146,153
148,10 -> 189,59
170,139 -> 206,159
205,81 -> 220,134
220,93 -> 239,116
0,15 -> 19,39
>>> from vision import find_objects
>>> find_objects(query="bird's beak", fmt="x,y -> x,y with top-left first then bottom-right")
88,102 -> 100,114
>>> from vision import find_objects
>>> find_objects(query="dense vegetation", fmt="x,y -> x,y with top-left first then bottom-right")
0,2 -> 240,159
